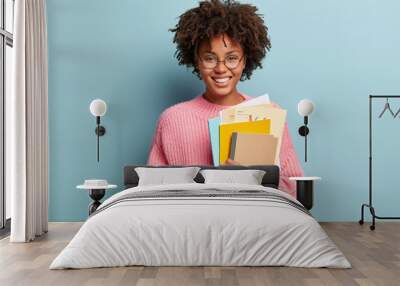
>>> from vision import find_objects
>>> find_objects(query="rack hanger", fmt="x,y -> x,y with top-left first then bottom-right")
393,106 -> 400,118
378,97 -> 395,118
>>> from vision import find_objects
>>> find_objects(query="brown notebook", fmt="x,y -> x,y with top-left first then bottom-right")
229,132 -> 278,165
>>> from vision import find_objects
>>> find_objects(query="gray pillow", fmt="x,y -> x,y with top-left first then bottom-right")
135,167 -> 201,186
200,169 -> 266,185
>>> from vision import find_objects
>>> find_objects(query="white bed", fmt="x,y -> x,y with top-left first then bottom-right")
50,183 -> 351,269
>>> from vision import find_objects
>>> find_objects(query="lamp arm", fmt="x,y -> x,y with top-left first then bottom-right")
305,115 -> 308,162
305,130 -> 307,162
97,117 -> 100,162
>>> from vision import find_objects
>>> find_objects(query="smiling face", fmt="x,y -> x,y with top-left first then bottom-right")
197,34 -> 246,105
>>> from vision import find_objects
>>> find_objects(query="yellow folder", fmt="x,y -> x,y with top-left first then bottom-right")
219,119 -> 270,164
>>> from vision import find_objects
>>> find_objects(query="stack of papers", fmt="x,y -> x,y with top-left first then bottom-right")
208,94 -> 287,166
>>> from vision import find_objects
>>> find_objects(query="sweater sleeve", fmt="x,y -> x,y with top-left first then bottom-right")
279,122 -> 304,197
147,116 -> 168,166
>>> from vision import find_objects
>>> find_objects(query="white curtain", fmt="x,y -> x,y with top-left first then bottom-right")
7,0 -> 49,242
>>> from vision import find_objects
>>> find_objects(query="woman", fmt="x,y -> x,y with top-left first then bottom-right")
147,0 -> 303,196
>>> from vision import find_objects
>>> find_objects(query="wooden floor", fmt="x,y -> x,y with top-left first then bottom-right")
0,222 -> 399,286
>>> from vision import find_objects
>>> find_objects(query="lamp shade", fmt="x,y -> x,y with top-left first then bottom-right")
297,99 -> 315,117
90,99 -> 107,117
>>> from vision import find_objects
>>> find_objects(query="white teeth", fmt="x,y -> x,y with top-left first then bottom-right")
214,77 -> 230,83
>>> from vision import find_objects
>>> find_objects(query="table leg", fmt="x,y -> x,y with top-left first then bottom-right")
296,181 -> 314,210
88,189 -> 105,215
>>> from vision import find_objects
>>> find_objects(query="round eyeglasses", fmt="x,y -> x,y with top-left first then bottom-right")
199,54 -> 244,70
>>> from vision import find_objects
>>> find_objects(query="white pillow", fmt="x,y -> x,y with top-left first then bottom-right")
200,169 -> 266,185
135,167 -> 200,186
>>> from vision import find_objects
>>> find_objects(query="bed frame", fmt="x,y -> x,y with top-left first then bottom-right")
124,165 -> 280,189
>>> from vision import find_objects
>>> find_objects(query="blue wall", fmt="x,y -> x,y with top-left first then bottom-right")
47,0 -> 400,221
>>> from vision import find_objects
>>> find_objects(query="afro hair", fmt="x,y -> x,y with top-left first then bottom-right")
170,0 -> 271,80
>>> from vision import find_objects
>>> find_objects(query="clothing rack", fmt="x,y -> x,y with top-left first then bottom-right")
359,95 -> 400,230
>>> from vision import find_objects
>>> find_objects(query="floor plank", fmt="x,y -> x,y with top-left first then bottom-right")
0,222 -> 399,286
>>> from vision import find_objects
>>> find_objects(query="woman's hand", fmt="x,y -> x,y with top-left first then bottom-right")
224,158 -> 241,166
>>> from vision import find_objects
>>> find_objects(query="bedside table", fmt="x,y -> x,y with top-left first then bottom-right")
289,177 -> 321,210
77,180 -> 117,215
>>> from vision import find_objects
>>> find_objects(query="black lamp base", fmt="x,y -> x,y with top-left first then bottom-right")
95,126 -> 106,136
298,125 -> 309,136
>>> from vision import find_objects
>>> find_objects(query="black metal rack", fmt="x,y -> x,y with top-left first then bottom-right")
359,95 -> 400,230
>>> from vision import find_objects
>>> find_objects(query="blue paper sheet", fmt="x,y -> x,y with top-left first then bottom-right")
208,117 -> 220,166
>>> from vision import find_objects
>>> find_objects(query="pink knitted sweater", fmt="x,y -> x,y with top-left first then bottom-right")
147,94 -> 304,197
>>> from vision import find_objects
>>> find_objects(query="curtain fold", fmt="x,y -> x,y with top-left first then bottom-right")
8,0 -> 48,242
